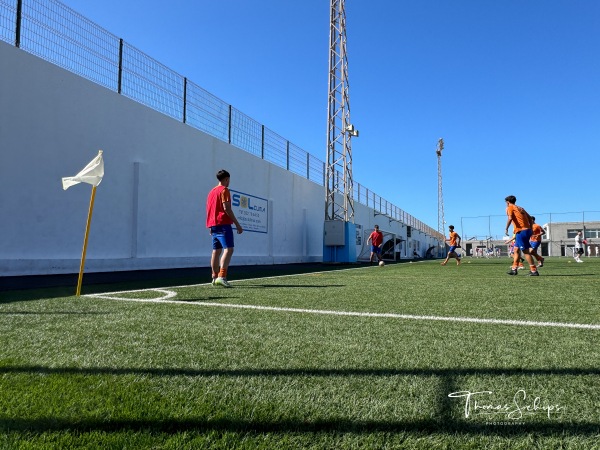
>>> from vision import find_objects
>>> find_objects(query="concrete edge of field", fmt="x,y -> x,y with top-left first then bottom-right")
0,259 -> 428,292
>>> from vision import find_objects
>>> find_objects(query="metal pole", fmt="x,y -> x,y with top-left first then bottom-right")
228,105 -> 232,144
306,153 -> 310,180
261,125 -> 265,160
183,77 -> 187,123
15,0 -> 22,48
117,39 -> 124,94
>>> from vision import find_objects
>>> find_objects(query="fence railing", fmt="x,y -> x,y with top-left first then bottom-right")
0,0 -> 442,240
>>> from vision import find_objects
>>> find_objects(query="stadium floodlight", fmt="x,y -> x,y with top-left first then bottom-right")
345,124 -> 359,137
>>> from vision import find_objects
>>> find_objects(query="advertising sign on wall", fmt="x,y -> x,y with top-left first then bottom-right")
231,190 -> 268,233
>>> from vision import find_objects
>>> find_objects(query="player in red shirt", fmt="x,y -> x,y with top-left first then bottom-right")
367,225 -> 384,264
206,170 -> 243,287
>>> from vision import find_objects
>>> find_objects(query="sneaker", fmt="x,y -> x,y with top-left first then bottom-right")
517,265 -> 525,270
214,277 -> 232,288
527,271 -> 539,276
211,278 -> 217,285
577,260 -> 583,263
507,269 -> 518,275
537,258 -> 544,268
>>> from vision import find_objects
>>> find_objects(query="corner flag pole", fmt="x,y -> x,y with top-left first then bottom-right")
76,184 -> 97,296
62,149 -> 104,297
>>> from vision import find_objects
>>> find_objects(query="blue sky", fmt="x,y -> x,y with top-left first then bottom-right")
60,0 -> 600,238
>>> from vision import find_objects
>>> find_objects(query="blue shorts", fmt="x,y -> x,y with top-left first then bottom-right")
371,245 -> 381,254
530,241 -> 541,250
448,246 -> 461,258
211,224 -> 234,250
515,229 -> 532,251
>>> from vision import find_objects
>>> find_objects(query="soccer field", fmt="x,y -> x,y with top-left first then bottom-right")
1,258 -> 599,449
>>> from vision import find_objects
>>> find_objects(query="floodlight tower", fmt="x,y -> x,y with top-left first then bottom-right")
325,0 -> 356,223
436,138 -> 445,239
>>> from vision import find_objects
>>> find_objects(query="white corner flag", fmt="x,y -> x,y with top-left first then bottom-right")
62,150 -> 104,190
62,150 -> 104,296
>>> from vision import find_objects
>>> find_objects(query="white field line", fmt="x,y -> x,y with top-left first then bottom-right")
86,288 -> 600,331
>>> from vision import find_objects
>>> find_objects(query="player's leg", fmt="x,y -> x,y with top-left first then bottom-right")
376,246 -> 383,262
518,230 -> 539,275
220,247 -> 234,273
211,248 -> 222,284
210,227 -> 223,284
215,225 -> 235,287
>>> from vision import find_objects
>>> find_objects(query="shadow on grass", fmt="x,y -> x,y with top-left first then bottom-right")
1,365 -> 598,436
0,311 -> 111,315
237,284 -> 346,289
540,273 -> 597,277
1,416 -> 598,436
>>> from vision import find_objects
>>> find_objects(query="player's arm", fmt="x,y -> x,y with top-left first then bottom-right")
504,216 -> 513,235
223,200 -> 243,234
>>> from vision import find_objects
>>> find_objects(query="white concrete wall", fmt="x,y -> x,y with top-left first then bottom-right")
0,41 -> 439,276
0,42 -> 324,275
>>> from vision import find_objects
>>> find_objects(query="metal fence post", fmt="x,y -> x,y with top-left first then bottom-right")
261,125 -> 265,160
228,105 -> 232,144
183,77 -> 187,124
306,153 -> 310,180
286,141 -> 290,171
15,0 -> 22,48
117,38 -> 123,94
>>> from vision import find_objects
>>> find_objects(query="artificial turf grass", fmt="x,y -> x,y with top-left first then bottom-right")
0,257 -> 598,448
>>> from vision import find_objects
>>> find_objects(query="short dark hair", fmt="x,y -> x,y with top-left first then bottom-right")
531,216 -> 536,222
505,195 -> 516,204
374,224 -> 379,229
216,169 -> 230,181
448,225 -> 454,230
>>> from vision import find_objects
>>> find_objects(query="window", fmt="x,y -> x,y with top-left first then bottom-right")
585,228 -> 600,239
567,229 -> 580,238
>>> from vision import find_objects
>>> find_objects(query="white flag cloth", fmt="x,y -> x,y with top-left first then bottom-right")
62,151 -> 104,190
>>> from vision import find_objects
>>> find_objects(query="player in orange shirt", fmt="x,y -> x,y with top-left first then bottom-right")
441,225 -> 461,266
529,216 -> 545,267
504,195 -> 538,276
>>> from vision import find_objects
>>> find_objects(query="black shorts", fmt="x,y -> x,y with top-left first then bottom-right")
576,248 -> 584,255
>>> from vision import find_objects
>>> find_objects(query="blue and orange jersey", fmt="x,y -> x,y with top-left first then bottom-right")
506,204 -> 532,232
531,223 -> 544,242
206,185 -> 233,227
448,231 -> 460,246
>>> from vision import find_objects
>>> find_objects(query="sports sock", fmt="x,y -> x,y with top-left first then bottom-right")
219,268 -> 227,278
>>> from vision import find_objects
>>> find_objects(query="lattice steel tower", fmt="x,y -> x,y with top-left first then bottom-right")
325,0 -> 357,222
436,138 -> 445,237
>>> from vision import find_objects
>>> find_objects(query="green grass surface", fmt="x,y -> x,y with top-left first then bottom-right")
1,257 -> 599,449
